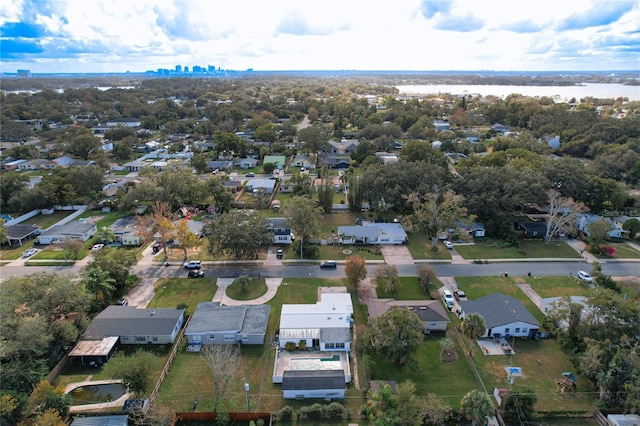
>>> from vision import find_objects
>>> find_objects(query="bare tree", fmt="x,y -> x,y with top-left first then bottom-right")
374,265 -> 400,294
541,189 -> 588,245
200,344 -> 240,412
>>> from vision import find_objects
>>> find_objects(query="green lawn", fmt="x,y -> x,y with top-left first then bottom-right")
454,239 -> 578,260
368,332 -> 479,408
19,211 -> 76,229
471,337 -> 596,412
455,276 -> 546,324
594,242 -> 640,259
316,244 -> 384,261
0,240 -> 36,260
225,277 -> 268,300
374,276 -> 432,300
406,232 -> 452,260
517,276 -> 592,298
317,211 -> 364,237
147,277 -> 218,315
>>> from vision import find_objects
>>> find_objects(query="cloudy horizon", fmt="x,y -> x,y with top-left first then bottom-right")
1,0 -> 639,74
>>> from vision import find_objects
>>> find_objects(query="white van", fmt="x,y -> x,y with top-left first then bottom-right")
442,289 -> 454,310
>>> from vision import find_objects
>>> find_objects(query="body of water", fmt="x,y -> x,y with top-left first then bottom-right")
396,83 -> 640,101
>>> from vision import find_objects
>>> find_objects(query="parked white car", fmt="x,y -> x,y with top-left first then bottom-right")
443,240 -> 453,249
22,248 -> 38,258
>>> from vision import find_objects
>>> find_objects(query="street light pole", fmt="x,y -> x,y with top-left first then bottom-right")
244,382 -> 250,412
577,249 -> 585,276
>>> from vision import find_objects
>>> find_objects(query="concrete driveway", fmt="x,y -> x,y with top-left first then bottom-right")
380,245 -> 414,265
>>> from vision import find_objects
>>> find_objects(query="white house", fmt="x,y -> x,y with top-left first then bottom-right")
109,216 -> 143,246
338,222 -> 407,245
106,118 -> 141,128
458,293 -> 540,338
574,213 -> 628,239
36,221 -> 97,245
278,290 -> 353,352
268,218 -> 294,244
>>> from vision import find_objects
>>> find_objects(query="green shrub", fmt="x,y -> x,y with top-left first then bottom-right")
277,406 -> 294,421
284,342 -> 297,351
298,340 -> 307,350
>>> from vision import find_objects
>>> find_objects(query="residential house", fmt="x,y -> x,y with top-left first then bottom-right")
223,179 -> 242,194
291,153 -> 316,170
492,123 -> 510,133
233,157 -> 258,169
68,306 -> 185,365
109,216 -> 143,246
185,302 -> 270,345
282,370 -> 346,400
278,290 -> 353,351
575,213 -> 627,239
367,299 -> 450,334
313,176 -> 342,193
445,153 -> 468,164
18,159 -> 49,171
36,221 -> 97,245
246,178 -> 276,195
433,120 -> 451,132
338,222 -> 407,245
52,155 -> 76,168
514,221 -> 547,239
318,154 -> 351,169
278,176 -> 296,193
375,152 -> 399,165
268,218 -> 294,244
431,141 -> 442,149
263,155 -> 286,169
456,221 -> 486,238
327,139 -> 359,155
613,215 -> 640,238
458,293 -> 540,338
106,118 -> 141,128
3,159 -> 27,171
206,160 -> 233,172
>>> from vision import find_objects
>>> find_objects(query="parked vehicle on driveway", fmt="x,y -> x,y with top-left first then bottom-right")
276,249 -> 283,259
116,298 -> 128,306
22,248 -> 38,258
454,289 -> 466,300
443,240 -> 453,249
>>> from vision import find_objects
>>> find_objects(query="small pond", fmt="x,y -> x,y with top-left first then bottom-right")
68,383 -> 126,405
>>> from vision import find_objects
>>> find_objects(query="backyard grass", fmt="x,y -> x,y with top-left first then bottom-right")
147,277 -> 218,315
368,331 -> 479,408
454,239 -> 578,260
470,337 -> 596,412
406,232 -> 452,260
20,210 -> 75,229
317,211 -> 364,237
225,277 -> 268,300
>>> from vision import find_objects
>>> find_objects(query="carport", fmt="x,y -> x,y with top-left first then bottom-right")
5,224 -> 40,246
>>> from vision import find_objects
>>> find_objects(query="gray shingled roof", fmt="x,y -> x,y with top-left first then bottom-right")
82,306 -> 184,339
459,293 -> 540,328
282,370 -> 346,390
186,302 -> 270,335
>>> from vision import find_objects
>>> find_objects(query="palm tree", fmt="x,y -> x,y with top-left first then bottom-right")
83,267 -> 117,305
460,389 -> 494,426
461,312 -> 486,356
98,226 -> 116,244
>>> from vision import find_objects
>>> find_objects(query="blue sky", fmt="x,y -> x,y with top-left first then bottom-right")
1,0 -> 639,73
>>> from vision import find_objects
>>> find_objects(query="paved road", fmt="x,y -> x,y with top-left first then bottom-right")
2,258 -> 639,281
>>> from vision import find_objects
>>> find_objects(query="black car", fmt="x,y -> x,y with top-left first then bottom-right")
188,270 -> 204,278
320,260 -> 337,269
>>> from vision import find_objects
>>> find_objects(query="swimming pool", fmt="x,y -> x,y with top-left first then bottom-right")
289,354 -> 342,371
68,383 -> 127,405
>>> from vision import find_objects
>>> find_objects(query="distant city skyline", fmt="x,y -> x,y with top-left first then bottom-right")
1,0 -> 639,74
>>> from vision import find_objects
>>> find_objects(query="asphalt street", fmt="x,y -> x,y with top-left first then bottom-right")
2,259 -> 638,280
